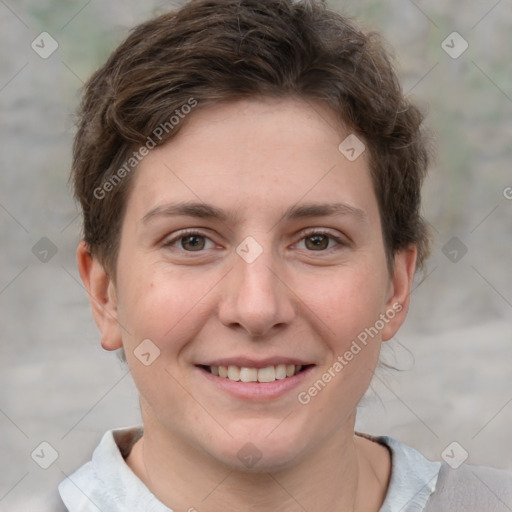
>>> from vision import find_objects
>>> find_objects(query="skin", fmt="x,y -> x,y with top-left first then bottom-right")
78,97 -> 417,512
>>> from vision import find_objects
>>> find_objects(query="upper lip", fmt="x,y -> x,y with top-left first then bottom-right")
197,358 -> 314,369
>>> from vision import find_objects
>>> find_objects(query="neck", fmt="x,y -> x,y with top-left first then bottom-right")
126,410 -> 389,512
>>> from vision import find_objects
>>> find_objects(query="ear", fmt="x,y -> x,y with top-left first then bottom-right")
77,241 -> 123,351
381,245 -> 417,342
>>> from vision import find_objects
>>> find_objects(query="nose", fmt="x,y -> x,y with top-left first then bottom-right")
217,246 -> 296,338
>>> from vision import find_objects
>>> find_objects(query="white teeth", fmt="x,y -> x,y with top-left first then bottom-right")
275,364 -> 287,380
239,367 -> 258,382
227,365 -> 240,381
257,366 -> 275,383
209,364 -> 304,383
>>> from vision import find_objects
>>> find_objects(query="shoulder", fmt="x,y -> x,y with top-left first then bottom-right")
358,433 -> 512,512
424,462 -> 512,511
58,426 -> 161,512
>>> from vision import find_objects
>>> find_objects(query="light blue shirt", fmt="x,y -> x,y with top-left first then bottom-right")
58,426 -> 444,511
372,435 -> 440,512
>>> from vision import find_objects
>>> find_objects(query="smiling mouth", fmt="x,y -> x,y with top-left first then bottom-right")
198,364 -> 312,383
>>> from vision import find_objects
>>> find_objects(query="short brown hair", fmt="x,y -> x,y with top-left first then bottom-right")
72,0 -> 431,276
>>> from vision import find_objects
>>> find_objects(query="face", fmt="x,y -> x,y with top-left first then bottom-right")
83,97 -> 415,471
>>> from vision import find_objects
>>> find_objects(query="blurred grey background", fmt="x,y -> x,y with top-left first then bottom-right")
1,0 -> 511,509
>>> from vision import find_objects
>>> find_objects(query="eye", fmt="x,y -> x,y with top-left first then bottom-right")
164,230 -> 216,252
296,230 -> 345,251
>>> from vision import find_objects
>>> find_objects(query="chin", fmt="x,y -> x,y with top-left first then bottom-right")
209,421 -> 310,472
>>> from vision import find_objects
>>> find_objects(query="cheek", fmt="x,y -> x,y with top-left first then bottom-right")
296,270 -> 387,421
300,264 -> 389,344
116,263 -> 221,355
295,263 -> 389,408
115,266 -> 216,415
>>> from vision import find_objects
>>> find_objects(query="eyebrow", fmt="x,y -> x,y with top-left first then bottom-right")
142,200 -> 368,224
142,201 -> 231,224
281,202 -> 368,223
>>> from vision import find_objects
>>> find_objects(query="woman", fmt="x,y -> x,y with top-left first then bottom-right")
59,0 -> 512,510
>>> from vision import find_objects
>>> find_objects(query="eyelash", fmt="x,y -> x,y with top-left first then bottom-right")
295,229 -> 346,252
163,229 -> 216,252
163,228 -> 346,254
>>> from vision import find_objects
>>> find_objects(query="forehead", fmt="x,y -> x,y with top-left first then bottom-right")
125,97 -> 379,227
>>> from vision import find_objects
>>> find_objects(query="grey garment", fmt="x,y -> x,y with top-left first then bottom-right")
423,463 -> 512,512
372,434 -> 512,511
57,426 -> 512,511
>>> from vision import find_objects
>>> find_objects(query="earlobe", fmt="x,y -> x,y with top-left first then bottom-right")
381,245 -> 418,342
76,241 -> 123,351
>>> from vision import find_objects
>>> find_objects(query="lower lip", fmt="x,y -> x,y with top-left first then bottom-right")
196,365 -> 314,400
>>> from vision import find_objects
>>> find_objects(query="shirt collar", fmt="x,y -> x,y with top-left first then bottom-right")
60,427 -> 441,512
356,432 -> 441,512
59,425 -> 171,512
